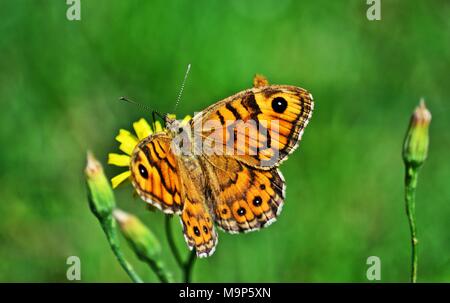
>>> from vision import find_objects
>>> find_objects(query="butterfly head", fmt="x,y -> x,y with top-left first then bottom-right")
164,114 -> 179,133
164,114 -> 193,139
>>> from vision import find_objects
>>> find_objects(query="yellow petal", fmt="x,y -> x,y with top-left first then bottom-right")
181,115 -> 192,126
115,129 -> 138,155
154,120 -> 163,132
108,153 -> 131,167
116,129 -> 138,145
111,171 -> 131,189
119,142 -> 135,156
133,118 -> 153,140
166,113 -> 176,120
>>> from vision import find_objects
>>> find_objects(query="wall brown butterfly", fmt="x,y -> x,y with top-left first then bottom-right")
114,75 -> 314,257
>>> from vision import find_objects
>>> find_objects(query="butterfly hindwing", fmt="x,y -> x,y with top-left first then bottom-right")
180,195 -> 218,257
178,155 -> 218,257
201,155 -> 285,233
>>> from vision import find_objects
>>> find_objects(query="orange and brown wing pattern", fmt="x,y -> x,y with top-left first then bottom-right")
180,195 -> 218,257
202,155 -> 286,233
178,157 -> 218,257
192,84 -> 314,168
130,133 -> 183,214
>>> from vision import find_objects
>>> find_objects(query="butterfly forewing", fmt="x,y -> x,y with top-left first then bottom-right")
130,134 -> 184,214
192,85 -> 314,168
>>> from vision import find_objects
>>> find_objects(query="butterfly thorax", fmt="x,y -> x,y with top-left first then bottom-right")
166,119 -> 205,193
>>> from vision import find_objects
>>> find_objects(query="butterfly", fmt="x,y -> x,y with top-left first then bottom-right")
129,75 -> 314,257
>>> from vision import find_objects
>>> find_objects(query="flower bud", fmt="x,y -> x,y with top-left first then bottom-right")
85,151 -> 116,219
113,209 -> 162,261
403,100 -> 431,168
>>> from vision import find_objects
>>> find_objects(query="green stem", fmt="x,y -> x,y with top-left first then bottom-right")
165,215 -> 197,282
142,258 -> 173,283
102,217 -> 143,283
405,166 -> 419,283
165,216 -> 184,268
183,250 -> 197,283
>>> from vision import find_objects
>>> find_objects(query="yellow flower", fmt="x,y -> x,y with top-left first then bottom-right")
108,115 -> 192,189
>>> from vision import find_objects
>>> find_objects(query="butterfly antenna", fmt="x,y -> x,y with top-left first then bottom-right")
173,63 -> 191,113
120,96 -> 164,118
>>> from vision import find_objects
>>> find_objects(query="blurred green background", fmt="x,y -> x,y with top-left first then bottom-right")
0,0 -> 449,282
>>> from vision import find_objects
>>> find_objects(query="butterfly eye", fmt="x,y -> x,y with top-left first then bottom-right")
138,164 -> 148,179
271,97 -> 288,113
203,226 -> 209,234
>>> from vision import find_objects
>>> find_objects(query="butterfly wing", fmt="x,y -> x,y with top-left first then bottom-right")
180,192 -> 218,257
130,133 -> 183,214
192,85 -> 314,168
178,156 -> 218,257
201,155 -> 285,233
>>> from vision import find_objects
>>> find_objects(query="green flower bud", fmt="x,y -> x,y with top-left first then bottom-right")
85,151 -> 116,220
113,209 -> 162,261
403,100 -> 431,168
114,209 -> 173,282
